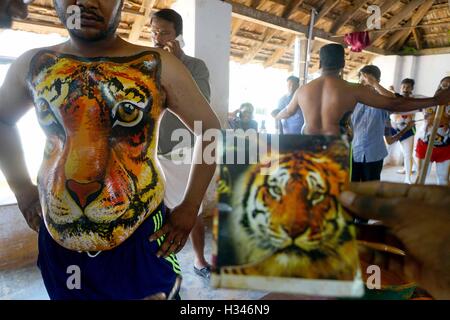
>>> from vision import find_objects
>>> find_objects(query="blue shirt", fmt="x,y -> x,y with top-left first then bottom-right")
351,103 -> 389,163
277,94 -> 304,134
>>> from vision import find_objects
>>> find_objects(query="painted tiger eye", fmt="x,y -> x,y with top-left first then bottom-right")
117,102 -> 140,123
37,99 -> 49,112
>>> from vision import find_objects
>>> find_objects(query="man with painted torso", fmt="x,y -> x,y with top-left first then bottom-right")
0,0 -> 220,300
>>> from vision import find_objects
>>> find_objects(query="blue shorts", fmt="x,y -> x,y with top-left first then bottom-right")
390,127 -> 416,142
37,203 -> 182,300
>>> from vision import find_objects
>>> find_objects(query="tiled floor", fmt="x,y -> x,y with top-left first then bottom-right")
0,165 -> 439,300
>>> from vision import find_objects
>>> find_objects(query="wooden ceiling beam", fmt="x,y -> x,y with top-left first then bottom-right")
353,0 -> 400,32
281,0 -> 304,19
385,0 -> 434,50
231,19 -> 244,37
368,0 -> 427,48
128,0 -> 156,43
330,0 -> 367,34
224,0 -> 388,56
242,28 -> 278,63
398,46 -> 450,56
412,28 -> 423,50
264,33 -> 296,67
314,0 -> 340,27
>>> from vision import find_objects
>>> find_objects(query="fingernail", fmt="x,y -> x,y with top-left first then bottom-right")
149,237 -> 154,242
339,191 -> 356,205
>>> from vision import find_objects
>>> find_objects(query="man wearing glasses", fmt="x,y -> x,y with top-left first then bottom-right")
150,8 -> 213,280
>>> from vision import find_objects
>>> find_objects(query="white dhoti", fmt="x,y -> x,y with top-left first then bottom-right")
157,147 -> 217,214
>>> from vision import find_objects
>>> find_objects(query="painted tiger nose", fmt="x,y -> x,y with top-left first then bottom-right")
66,180 -> 102,210
283,223 -> 307,238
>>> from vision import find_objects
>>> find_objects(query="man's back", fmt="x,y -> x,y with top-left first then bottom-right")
298,76 -> 358,136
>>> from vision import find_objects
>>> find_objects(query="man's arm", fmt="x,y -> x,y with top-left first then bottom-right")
275,90 -> 299,120
385,121 -> 414,145
361,73 -> 396,98
190,59 -> 211,103
150,50 -> 221,257
0,49 -> 41,231
354,84 -> 449,112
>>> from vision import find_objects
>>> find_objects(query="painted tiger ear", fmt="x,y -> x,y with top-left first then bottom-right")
29,51 -> 58,82
325,139 -> 350,167
127,52 -> 161,79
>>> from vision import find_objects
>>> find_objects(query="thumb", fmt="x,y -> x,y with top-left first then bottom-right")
339,191 -> 404,227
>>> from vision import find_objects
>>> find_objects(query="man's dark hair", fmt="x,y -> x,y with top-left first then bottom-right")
401,78 -> 415,88
152,9 -> 183,36
287,76 -> 300,84
360,65 -> 381,82
319,44 -> 345,71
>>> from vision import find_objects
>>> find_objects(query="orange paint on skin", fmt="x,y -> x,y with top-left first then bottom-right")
28,51 -> 166,251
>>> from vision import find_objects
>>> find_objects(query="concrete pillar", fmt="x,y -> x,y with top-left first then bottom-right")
172,0 -> 232,127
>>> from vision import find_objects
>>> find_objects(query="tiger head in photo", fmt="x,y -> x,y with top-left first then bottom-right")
228,142 -> 359,280
28,51 -> 166,251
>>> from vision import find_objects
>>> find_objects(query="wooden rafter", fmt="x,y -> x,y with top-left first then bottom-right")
225,0 -> 388,55
330,0 -> 367,34
412,28 -> 423,50
264,33 -> 297,67
353,0 -> 398,32
128,0 -> 156,43
231,19 -> 244,37
281,0 -> 304,19
368,0 -> 427,48
385,0 -> 434,50
314,0 -> 340,27
250,0 -> 264,9
242,28 -> 278,63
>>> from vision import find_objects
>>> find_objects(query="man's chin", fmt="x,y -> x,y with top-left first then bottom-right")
68,28 -> 108,42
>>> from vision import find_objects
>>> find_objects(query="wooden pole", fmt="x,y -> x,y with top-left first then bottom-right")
416,105 -> 445,185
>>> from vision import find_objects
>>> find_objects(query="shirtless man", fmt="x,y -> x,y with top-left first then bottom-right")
276,44 -> 450,136
0,0 -> 220,300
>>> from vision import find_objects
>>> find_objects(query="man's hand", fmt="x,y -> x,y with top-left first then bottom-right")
435,88 -> 450,106
271,109 -> 281,118
163,40 -> 183,59
14,183 -> 42,232
361,72 -> 378,87
149,201 -> 199,258
339,182 -> 450,300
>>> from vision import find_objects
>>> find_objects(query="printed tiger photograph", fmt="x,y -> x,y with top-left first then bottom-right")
212,133 -> 364,297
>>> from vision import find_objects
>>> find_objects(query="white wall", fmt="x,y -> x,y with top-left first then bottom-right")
371,53 -> 450,166
373,53 -> 450,96
414,54 -> 450,96
172,0 -> 232,127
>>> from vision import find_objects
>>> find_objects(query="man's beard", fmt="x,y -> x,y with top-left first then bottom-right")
69,22 -> 118,42
54,2 -> 121,42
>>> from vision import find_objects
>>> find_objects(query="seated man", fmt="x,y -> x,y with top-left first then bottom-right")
0,0 -> 220,300
228,103 -> 258,131
276,44 -> 450,136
